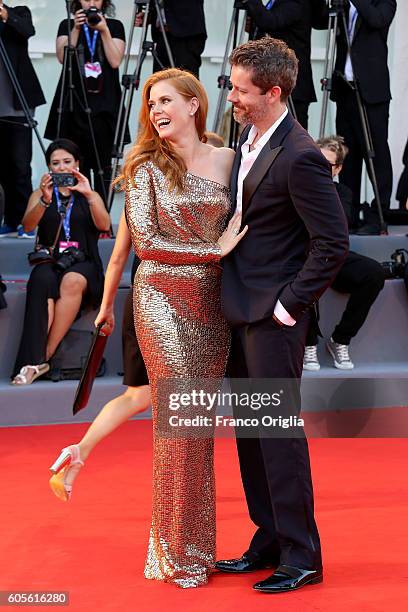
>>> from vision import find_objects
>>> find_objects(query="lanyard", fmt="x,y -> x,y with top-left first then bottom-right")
266,0 -> 276,9
53,187 -> 74,242
348,4 -> 358,42
83,24 -> 99,63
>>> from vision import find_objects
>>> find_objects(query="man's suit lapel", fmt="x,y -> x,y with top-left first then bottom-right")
353,14 -> 362,40
230,126 -> 250,211
241,112 -> 295,215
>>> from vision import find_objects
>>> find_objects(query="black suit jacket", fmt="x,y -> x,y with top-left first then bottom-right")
245,0 -> 327,103
152,0 -> 206,39
221,113 -> 349,327
328,0 -> 396,104
0,5 -> 45,110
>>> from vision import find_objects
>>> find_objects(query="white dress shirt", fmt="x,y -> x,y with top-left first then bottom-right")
344,2 -> 358,81
236,108 -> 296,326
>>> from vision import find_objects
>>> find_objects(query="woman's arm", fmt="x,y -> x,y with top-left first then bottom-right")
69,169 -> 111,232
93,16 -> 125,69
56,12 -> 84,63
23,173 -> 54,232
126,164 -> 246,264
95,212 -> 132,335
126,166 -> 222,265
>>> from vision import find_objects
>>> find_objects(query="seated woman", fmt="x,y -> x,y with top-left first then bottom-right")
12,138 -> 110,385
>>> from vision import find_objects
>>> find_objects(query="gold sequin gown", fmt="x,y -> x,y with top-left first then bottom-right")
125,161 -> 231,588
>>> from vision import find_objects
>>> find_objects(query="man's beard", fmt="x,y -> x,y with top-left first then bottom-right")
233,103 -> 266,126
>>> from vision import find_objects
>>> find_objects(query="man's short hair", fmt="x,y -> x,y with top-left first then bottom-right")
229,36 -> 298,102
316,135 -> 349,166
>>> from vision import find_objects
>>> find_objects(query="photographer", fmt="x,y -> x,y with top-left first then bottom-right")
44,1 -> 126,202
12,138 -> 110,385
0,2 -> 45,237
243,0 -> 328,130
323,0 -> 396,234
303,135 -> 385,371
145,0 -> 207,78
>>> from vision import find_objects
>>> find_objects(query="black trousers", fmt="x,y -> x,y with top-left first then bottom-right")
306,252 -> 385,346
227,311 -> 322,571
335,85 -> 393,225
153,33 -> 206,79
0,117 -> 33,229
292,100 -> 309,131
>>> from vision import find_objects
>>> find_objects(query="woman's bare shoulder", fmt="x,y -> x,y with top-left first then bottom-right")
209,145 -> 235,170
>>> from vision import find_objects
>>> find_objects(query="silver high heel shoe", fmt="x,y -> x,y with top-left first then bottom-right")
49,445 -> 84,502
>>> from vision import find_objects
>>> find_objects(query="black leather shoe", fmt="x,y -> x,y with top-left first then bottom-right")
215,553 -> 276,573
253,564 -> 323,593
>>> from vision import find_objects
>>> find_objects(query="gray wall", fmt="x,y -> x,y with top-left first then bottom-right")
22,1 -> 407,223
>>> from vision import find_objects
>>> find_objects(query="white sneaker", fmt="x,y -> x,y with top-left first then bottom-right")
326,338 -> 354,369
303,345 -> 320,371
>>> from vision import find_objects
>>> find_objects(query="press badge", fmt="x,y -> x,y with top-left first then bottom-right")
59,241 -> 79,253
85,61 -> 102,79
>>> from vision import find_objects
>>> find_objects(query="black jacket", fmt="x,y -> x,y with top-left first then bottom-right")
245,0 -> 328,103
327,0 -> 396,104
152,0 -> 206,39
0,5 -> 45,110
221,113 -> 349,327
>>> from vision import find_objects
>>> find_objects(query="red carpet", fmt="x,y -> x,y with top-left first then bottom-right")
1,422 -> 407,611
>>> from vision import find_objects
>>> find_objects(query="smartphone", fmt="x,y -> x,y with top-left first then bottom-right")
51,173 -> 75,188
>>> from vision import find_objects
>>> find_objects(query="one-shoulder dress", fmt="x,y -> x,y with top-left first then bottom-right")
125,161 -> 231,588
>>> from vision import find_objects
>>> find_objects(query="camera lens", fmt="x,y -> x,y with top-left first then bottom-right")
86,8 -> 102,26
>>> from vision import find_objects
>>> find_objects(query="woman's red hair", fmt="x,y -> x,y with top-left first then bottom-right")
116,68 -> 208,192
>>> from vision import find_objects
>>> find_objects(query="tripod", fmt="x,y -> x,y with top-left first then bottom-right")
319,0 -> 387,234
56,0 -> 108,205
0,35 -> 46,156
107,0 -> 174,213
212,1 -> 248,148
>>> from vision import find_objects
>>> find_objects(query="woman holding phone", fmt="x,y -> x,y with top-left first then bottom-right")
11,138 -> 110,385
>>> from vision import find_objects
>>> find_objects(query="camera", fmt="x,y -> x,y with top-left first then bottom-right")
55,246 -> 87,272
84,7 -> 102,26
381,249 -> 408,279
51,173 -> 75,188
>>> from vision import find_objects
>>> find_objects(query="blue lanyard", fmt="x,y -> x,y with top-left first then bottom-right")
348,4 -> 358,41
83,24 -> 99,63
53,187 -> 74,242
266,0 -> 276,9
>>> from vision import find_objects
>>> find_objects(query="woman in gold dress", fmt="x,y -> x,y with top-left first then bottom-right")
123,69 -> 247,588
47,67 -> 246,588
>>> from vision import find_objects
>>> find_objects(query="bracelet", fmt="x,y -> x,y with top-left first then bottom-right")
38,196 -> 51,208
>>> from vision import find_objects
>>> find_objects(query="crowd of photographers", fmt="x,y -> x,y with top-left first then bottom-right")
0,0 -> 407,381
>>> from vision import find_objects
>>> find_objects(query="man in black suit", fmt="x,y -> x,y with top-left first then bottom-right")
150,0 -> 207,78
243,0 -> 328,130
327,0 -> 396,233
0,3 -> 45,237
217,37 -> 349,593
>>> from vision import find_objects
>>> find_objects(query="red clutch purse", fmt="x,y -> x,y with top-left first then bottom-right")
73,324 -> 108,415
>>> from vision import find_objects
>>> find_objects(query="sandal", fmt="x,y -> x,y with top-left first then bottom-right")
49,445 -> 85,502
11,363 -> 50,385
